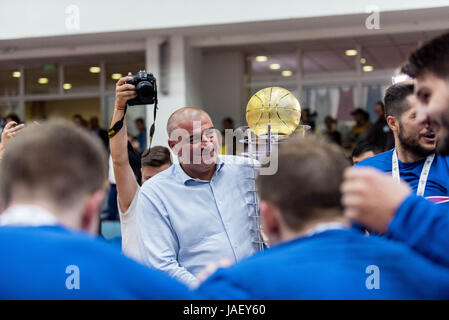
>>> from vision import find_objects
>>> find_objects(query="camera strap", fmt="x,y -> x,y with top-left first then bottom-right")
148,86 -> 158,148
107,105 -> 128,138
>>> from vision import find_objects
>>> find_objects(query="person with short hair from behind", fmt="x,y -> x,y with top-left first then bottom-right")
351,141 -> 379,165
196,136 -> 449,299
110,78 -> 172,260
0,120 -> 195,299
342,32 -> 449,268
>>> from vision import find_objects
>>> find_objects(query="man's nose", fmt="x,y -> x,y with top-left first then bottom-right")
416,106 -> 429,126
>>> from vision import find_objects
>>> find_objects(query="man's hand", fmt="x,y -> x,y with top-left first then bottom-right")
115,72 -> 136,108
0,121 -> 25,151
341,167 -> 411,234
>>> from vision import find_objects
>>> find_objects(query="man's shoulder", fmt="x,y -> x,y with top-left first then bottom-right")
0,226 -> 139,275
435,153 -> 449,168
356,149 -> 393,170
0,226 -> 196,299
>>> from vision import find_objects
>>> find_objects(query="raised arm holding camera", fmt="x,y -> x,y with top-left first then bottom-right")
110,72 -> 171,261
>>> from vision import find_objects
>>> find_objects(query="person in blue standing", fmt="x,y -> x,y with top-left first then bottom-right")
356,82 -> 449,205
0,120 -> 196,300
342,32 -> 449,268
196,136 -> 449,299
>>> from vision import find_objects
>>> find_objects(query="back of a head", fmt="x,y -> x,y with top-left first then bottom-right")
257,136 -> 350,230
0,119 -> 107,209
384,82 -> 415,118
352,141 -> 379,159
141,146 -> 172,168
401,31 -> 449,80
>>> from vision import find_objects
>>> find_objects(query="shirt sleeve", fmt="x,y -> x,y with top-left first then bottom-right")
388,194 -> 449,267
136,187 -> 199,288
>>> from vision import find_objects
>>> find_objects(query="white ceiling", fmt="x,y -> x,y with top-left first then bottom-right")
203,30 -> 445,75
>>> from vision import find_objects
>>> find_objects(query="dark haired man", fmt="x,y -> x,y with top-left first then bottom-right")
342,32 -> 449,267
110,79 -> 172,260
356,82 -> 449,204
196,136 -> 449,299
0,120 -> 194,299
351,141 -> 378,165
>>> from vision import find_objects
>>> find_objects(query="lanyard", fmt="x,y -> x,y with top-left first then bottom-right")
392,149 -> 435,197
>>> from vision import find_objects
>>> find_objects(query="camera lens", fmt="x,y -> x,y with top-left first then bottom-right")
136,81 -> 154,98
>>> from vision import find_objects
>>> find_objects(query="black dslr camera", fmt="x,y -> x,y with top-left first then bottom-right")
126,70 -> 157,106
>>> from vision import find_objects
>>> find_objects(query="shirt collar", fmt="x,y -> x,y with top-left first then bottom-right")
0,205 -> 60,227
175,155 -> 225,184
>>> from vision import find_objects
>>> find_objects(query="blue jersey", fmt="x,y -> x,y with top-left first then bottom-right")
389,194 -> 449,268
196,229 -> 449,299
0,225 -> 197,299
357,149 -> 449,204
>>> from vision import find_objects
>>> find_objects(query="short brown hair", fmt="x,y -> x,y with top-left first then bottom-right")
257,136 -> 349,230
384,83 -> 415,118
141,146 -> 172,168
401,32 -> 449,80
0,119 -> 107,209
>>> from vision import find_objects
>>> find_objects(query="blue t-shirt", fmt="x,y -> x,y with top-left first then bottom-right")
0,225 -> 198,299
356,149 -> 449,204
196,228 -> 449,299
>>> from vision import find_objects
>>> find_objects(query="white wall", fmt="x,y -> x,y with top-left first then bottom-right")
2,0 -> 449,39
146,35 -> 194,148
201,51 -> 246,130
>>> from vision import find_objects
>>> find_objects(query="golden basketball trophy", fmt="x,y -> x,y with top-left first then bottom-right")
241,87 -> 308,250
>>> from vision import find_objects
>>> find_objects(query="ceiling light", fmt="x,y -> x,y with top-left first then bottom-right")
363,65 -> 374,72
360,58 -> 366,64
111,73 -> 122,80
281,70 -> 292,77
38,78 -> 49,84
63,83 -> 72,90
89,66 -> 101,73
12,71 -> 21,78
345,49 -> 358,56
255,56 -> 268,62
269,63 -> 281,70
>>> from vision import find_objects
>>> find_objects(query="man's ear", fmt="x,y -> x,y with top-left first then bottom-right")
80,190 -> 105,234
386,115 -> 399,132
260,200 -> 281,244
168,139 -> 175,150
